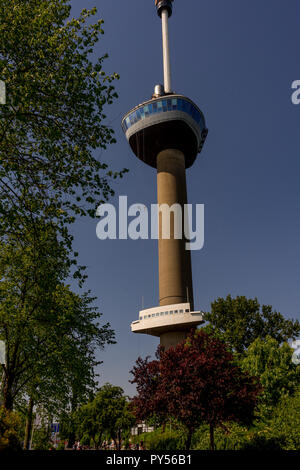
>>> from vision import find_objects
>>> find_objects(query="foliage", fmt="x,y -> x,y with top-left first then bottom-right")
204,295 -> 300,354
73,383 -> 135,450
192,422 -> 250,450
0,406 -> 22,450
58,413 -> 73,445
0,224 -> 115,412
241,336 -> 300,409
133,399 -> 300,451
0,0 -> 121,417
263,386 -> 300,450
132,428 -> 186,451
208,389 -> 300,451
136,423 -> 251,451
0,0 -> 123,444
132,369 -> 300,451
0,0 -> 127,240
56,440 -> 66,450
130,329 -> 261,450
32,425 -> 52,451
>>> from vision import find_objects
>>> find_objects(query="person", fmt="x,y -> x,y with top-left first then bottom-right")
75,440 -> 81,450
140,441 -> 145,450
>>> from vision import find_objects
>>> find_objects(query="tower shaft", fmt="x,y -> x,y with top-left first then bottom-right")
157,149 -> 194,311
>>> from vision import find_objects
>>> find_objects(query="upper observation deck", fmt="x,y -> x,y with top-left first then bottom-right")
122,94 -> 208,169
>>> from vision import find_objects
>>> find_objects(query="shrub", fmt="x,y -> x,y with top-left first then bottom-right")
193,423 -> 250,450
0,406 -> 22,450
57,441 -> 66,450
133,428 -> 185,450
32,426 -> 52,450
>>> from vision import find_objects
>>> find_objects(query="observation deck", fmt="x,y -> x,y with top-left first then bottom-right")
122,94 -> 208,169
131,302 -> 204,337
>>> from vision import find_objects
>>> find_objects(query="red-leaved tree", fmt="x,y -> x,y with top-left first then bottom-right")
130,330 -> 261,450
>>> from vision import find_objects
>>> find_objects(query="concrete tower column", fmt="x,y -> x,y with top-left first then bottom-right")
157,149 -> 194,311
157,149 -> 194,350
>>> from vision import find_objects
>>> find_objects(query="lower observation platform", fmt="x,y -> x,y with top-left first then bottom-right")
131,302 -> 204,337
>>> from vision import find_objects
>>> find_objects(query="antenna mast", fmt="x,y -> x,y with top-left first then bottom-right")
155,0 -> 174,94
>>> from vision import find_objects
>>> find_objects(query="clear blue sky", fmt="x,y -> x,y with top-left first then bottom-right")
68,0 -> 300,396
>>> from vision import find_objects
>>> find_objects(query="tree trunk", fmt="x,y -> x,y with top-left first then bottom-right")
68,431 -> 75,449
186,429 -> 193,450
209,424 -> 215,451
112,431 -> 122,451
0,368 -> 5,406
68,391 -> 78,448
24,397 -> 34,450
95,433 -> 102,450
118,428 -> 122,450
2,377 -> 14,411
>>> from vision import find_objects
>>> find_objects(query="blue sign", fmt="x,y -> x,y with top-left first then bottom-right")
51,423 -> 59,433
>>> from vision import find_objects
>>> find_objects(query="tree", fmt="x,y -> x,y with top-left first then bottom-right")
238,386 -> 300,451
0,224 -> 115,412
75,384 -> 135,450
204,295 -> 300,354
23,397 -> 34,450
30,411 -> 53,451
267,385 -> 300,450
241,336 -> 300,409
130,330 -> 261,450
0,0 -> 127,241
0,0 -> 123,445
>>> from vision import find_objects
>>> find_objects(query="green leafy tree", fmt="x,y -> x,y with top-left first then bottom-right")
267,385 -> 300,450
237,387 -> 300,450
20,284 -> 114,449
205,295 -> 300,354
76,384 -> 135,450
241,336 -> 300,408
58,408 -> 82,449
0,0 -> 124,446
0,0 -> 127,240
31,416 -> 53,451
0,224 -> 115,412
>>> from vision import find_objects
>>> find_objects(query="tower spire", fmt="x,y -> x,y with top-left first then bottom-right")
155,0 -> 174,94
